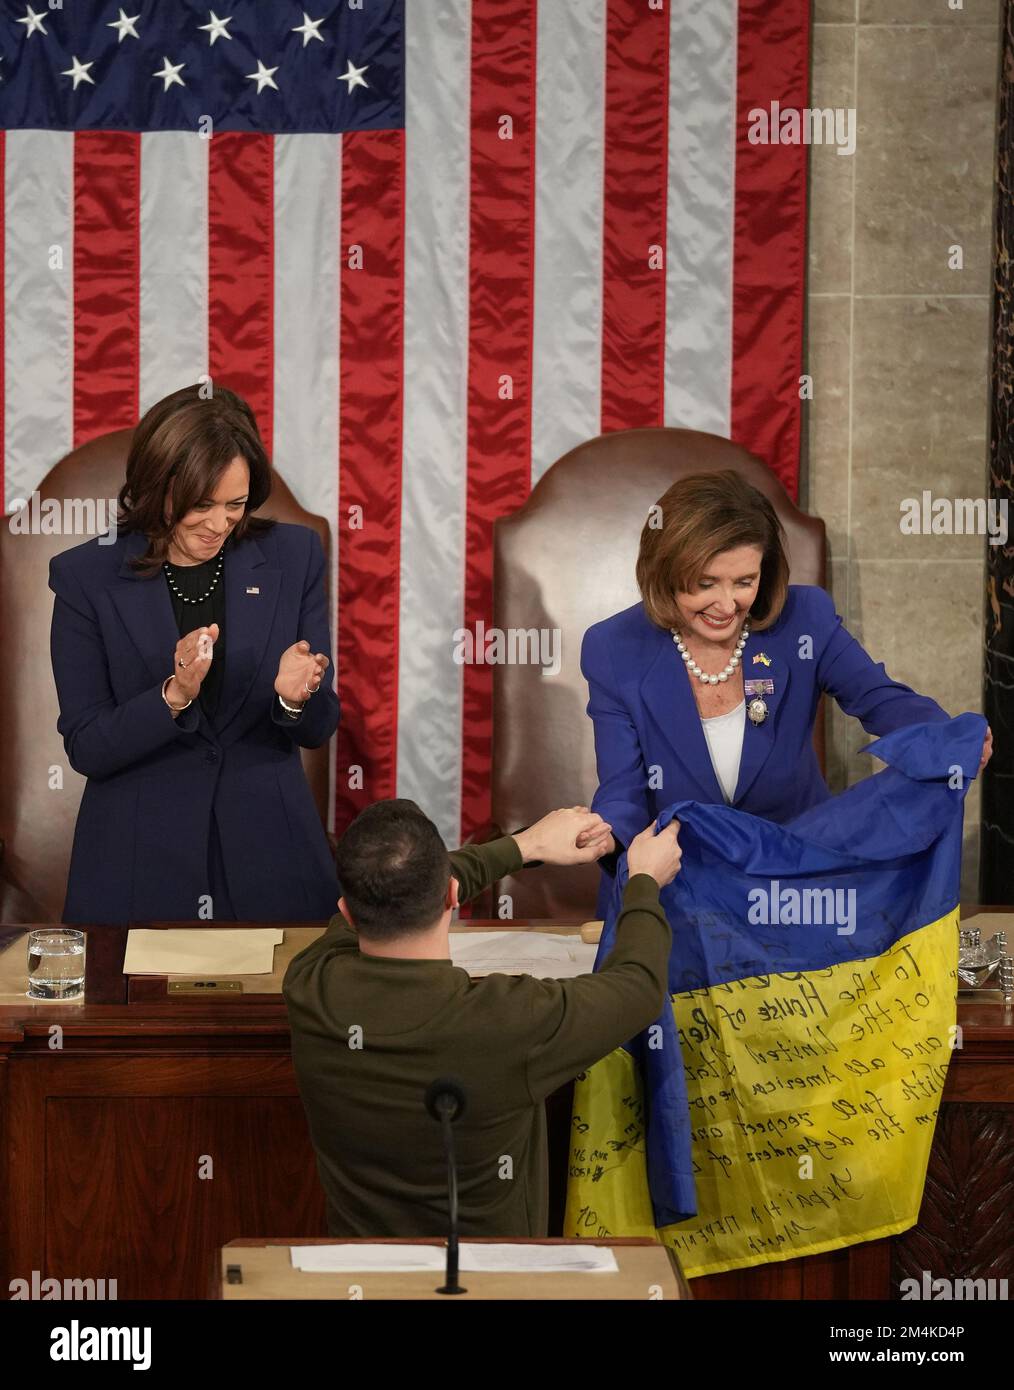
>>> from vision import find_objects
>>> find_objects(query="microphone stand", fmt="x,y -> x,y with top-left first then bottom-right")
425,1078 -> 468,1296
436,1101 -> 465,1296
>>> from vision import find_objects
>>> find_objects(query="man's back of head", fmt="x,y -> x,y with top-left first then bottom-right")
335,798 -> 453,946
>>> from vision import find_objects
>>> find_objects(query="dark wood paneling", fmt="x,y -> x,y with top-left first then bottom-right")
892,1103 -> 1014,1294
43,1097 -> 324,1299
982,0 -> 1014,903
3,1050 -> 326,1300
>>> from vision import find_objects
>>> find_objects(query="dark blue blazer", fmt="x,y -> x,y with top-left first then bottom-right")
49,522 -> 340,924
582,585 -> 951,916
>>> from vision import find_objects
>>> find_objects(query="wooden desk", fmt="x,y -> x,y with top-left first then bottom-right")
217,1237 -> 688,1300
1,916 -> 1011,1301
0,921 -> 581,1301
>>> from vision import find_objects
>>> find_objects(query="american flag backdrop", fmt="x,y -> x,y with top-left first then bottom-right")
0,0 -> 810,848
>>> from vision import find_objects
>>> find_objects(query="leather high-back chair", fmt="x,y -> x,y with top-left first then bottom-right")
0,428 -> 333,925
491,427 -> 827,920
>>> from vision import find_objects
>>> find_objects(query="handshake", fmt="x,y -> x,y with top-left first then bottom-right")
512,807 -> 681,888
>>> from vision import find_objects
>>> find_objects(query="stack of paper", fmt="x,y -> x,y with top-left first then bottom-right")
123,929 -> 284,976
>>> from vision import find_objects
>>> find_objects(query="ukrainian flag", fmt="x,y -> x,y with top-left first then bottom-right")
565,714 -> 985,1277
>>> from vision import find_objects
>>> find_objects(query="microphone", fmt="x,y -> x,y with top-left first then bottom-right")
424,1077 -> 468,1295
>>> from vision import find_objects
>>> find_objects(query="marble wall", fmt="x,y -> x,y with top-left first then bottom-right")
807,0 -> 1002,896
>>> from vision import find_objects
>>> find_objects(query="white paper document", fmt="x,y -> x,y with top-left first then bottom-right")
123,928 -> 285,976
449,931 -> 598,978
460,1243 -> 618,1273
290,1243 -> 619,1274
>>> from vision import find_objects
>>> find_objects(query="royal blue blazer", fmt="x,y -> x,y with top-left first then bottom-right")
49,522 -> 341,924
582,584 -> 951,916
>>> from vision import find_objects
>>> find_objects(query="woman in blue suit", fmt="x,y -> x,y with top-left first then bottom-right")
580,470 -> 992,916
49,384 -> 340,924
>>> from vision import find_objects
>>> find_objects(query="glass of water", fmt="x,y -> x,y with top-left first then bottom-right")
27,929 -> 86,1000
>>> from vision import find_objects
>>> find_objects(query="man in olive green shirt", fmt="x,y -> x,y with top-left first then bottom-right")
283,799 -> 680,1239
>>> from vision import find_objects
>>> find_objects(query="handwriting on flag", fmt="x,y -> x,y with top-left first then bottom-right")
567,911 -> 958,1277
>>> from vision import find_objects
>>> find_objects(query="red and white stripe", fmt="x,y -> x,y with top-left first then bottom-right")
2,0 -> 809,850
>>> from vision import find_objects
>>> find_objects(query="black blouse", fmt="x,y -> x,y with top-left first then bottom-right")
163,539 -> 230,720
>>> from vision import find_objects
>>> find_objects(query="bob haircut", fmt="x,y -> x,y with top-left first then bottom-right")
116,383 -> 276,577
636,469 -> 789,633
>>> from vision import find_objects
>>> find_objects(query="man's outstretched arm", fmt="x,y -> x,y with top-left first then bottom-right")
449,806 -> 613,904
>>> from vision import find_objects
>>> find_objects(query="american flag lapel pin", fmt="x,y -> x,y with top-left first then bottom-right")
246,586 -> 260,595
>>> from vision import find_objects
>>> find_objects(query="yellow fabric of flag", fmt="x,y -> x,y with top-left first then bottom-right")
566,910 -> 958,1277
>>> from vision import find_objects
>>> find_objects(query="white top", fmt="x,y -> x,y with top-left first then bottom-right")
700,700 -> 746,804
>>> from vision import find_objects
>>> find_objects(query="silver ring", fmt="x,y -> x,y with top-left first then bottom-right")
177,657 -> 187,669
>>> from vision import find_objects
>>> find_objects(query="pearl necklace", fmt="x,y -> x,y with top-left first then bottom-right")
163,546 -> 225,604
671,622 -> 749,684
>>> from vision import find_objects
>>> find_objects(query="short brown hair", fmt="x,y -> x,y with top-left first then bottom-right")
335,800 -> 452,939
636,470 -> 789,632
116,383 -> 275,576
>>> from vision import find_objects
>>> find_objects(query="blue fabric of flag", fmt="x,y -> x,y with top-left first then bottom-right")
594,712 -> 986,1227
0,0 -> 404,133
